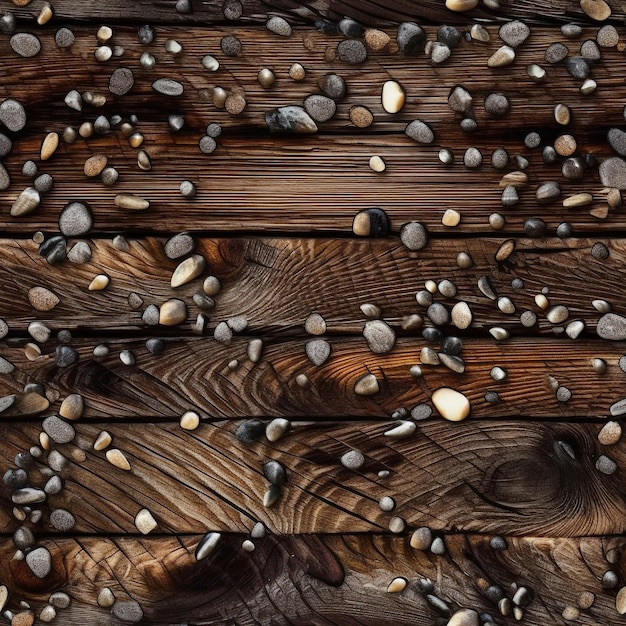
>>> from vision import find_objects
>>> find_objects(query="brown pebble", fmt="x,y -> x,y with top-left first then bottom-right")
580,0 -> 611,21
84,154 -> 108,177
106,448 -> 131,471
349,105 -> 373,128
598,421 -> 622,445
28,286 -> 59,311
40,132 -> 59,161
495,239 -> 515,261
554,134 -> 577,156
364,28 -> 391,51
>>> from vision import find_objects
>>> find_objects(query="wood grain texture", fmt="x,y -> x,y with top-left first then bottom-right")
0,534 -> 624,625
0,235 -> 622,334
1,335 -> 623,420
0,25 -> 623,234
0,419 -> 623,536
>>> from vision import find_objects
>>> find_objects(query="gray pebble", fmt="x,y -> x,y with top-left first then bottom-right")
3,468 -> 27,490
439,353 -> 465,373
266,16 -> 292,37
0,12 -> 14,35
251,521 -> 265,538
0,356 -> 14,373
441,335 -> 462,355
0,132 -> 12,157
501,185 -> 519,207
363,320 -> 396,354
0,393 -> 15,413
59,201 -> 93,237
490,536 -> 508,550
304,94 -> 336,123
397,22 -> 425,55
305,339 -> 331,365
491,148 -> 509,169
152,78 -> 184,96
164,233 -> 195,259
430,536 -> 446,555
543,145 -> 557,163
39,235 -> 66,264
438,25 -> 461,48
525,131 -> 541,148
43,416 -> 75,444
564,56 -> 590,79
199,136 -> 217,154
600,157 -> 626,189
49,592 -> 71,609
524,218 -> 546,237
112,601 -> 143,623
427,303 -> 450,325
411,403 -> 432,420
464,147 -> 482,168
67,241 -> 91,264
263,460 -> 286,486
597,313 -> 626,340
0,163 -> 9,190
214,321 -> 233,343
485,93 -> 509,116
536,181 -> 560,204
591,242 -> 609,259
34,173 -> 54,193
562,157 -> 585,179
109,68 -> 134,96
10,32 -> 41,57
0,98 -> 26,131
430,42 -> 451,64
337,39 -> 367,64
266,106 -> 317,134
580,39 -> 601,60
55,27 -> 75,48
561,23 -> 582,38
556,386 -> 572,402
499,21 -> 530,47
400,221 -> 428,250
341,449 -> 365,470
405,120 -> 434,144
448,85 -> 472,114
48,450 -> 68,472
26,546 -> 52,578
145,338 -> 165,355
13,526 -> 35,550
460,119 -> 477,136
339,18 -> 363,38
44,475 -> 62,495
226,315 -> 248,332
608,128 -> 626,156
597,25 -> 619,47
478,276 -> 497,300
142,305 -> 160,326
50,508 -> 75,531
55,345 -> 78,367
236,420 -> 264,444
220,35 -> 241,57
321,73 -> 347,100
545,42 -> 568,63
138,24 -> 154,44
596,454 -> 616,474
602,570 -> 619,589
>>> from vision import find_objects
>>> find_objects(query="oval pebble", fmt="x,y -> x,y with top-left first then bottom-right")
400,221 -> 428,250
109,68 -> 134,95
432,387 -> 470,421
10,32 -> 41,57
59,201 -> 93,236
152,78 -> 184,96
405,119 -> 434,144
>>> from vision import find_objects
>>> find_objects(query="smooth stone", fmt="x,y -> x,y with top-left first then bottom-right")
445,0 -> 478,11
106,448 -> 131,470
60,393 -> 83,420
580,0 -> 611,20
599,421 -> 622,445
352,208 -> 389,236
263,460 -> 287,486
26,547 -> 51,578
608,128 -> 626,156
40,606 -> 56,623
93,431 -> 112,451
448,609 -> 479,626
321,74 -> 346,100
42,416 -> 75,444
13,526 -> 35,550
12,487 -> 45,506
97,588 -> 115,608
545,42 -> 569,64
303,95 -> 336,123
27,287 -> 59,312
337,39 -> 367,64
566,320 -> 585,338
451,301 -> 473,329
50,508 -> 75,531
0,98 -> 26,131
247,338 -> 263,362
67,241 -> 92,264
305,339 -> 331,365
427,302 -> 450,325
400,221 -> 428,250
152,78 -> 183,96
11,187 -> 40,217
48,450 -> 68,472
227,315 -> 248,332
112,600 -> 143,623
487,45 -> 515,67
546,305 -> 569,323
562,23 -> 582,38
405,120 -> 434,144
266,15 -> 291,36
354,373 -> 380,395
499,21 -> 530,47
381,81 -> 405,114
263,484 -> 281,507
0,132 -> 11,157
597,24 -> 619,47
564,56 -> 590,79
432,387 -> 470,421
114,194 -> 149,210
265,106 -> 317,134
616,587 -> 626,614
484,93 -> 509,116
38,236 -> 66,265
266,417 -> 290,442
135,508 -> 157,534
464,147 -> 482,168
159,299 -> 186,325
397,22 -> 425,55
340,449 -> 365,469
363,320 -> 395,354
600,157 -> 626,189
44,475 -> 62,495
448,85 -> 472,113
164,233 -> 195,259
596,454 -> 617,474
430,536 -> 446,554
213,321 -> 232,343
410,527 -> 432,550
171,254 -> 206,287
387,577 -> 407,593
439,353 -> 465,373
305,313 -> 326,335
580,38 -> 601,60
597,313 -> 626,339
0,394 -> 15,413
420,346 -> 439,365
438,25 -> 461,48
58,201 -> 93,236
430,42 -> 451,64
384,421 -> 416,438
235,420 -> 264,444
251,521 -> 266,539
195,532 -> 221,561
55,345 -> 78,367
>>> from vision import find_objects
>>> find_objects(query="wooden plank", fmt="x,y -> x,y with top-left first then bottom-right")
6,0 -> 625,26
0,420 -> 624,535
0,235 -> 621,334
0,336 -> 623,420
0,534 -> 622,625
0,26 -> 623,234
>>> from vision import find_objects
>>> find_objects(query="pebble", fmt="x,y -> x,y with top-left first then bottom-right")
97,588 -> 115,608
432,387 -> 470,421
58,201 -> 93,236
600,157 -> 626,189
106,448 -> 131,471
603,569 -> 619,588
580,0 -> 611,20
44,476 -> 62,495
440,353 -> 465,373
50,508 -> 75,531
266,15 -> 291,36
364,28 -> 391,51
442,209 -> 461,227
55,27 -> 75,47
384,421 -> 416,438
597,313 -> 626,340
438,25 -> 461,48
67,241 -> 91,265
387,577 -> 407,593
484,93 -> 509,116
396,22 -> 425,55
564,56 -> 590,79
447,609 -> 479,626
171,255 -> 206,288
10,32 -> 40,57
349,105 -> 373,128
499,21 -> 530,47
389,516 -> 405,533
607,128 -> 626,157
304,339 -> 330,366
566,320 -> 585,338
251,521 -> 266,539
39,606 -> 56,623
235,420 -> 264,444
26,547 -> 51,578
337,39 -> 367,64
616,587 -> 626,614
352,208 -> 389,236
382,81 -> 405,114
545,42 -> 569,63
448,85 -> 472,114
363,320 -> 396,354
195,532 -> 221,562
164,233 -> 195,260
430,42 -> 451,64
427,303 -> 450,326
354,373 -> 380,396
445,0 -> 478,10
369,155 -> 385,172
247,338 -> 263,363
451,301 -> 473,329
562,23 -> 582,38
487,45 -> 515,67
596,454 -> 617,474
266,418 -> 290,442
13,526 -> 35,550
135,508 -> 157,534
266,106 -> 317,134
27,286 -> 59,312
114,194 -> 149,211
263,460 -> 287,486
94,431 -> 112,451
320,74 -> 346,101
546,305 -> 569,324
405,120 -> 435,144
580,39 -> 601,61
213,321 -> 232,343
430,536 -> 446,554
410,527 -> 432,550
180,409 -> 200,429
152,78 -> 184,97
0,98 -> 25,132
464,147 -> 482,168
597,24 -> 618,47
11,187 -> 40,217
159,299 -> 186,326
112,601 -> 143,623
48,450 -> 68,472
43,416 -> 75,444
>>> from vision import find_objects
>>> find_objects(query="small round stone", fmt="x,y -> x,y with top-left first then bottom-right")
337,39 -> 367,64
485,93 -> 510,116
55,27 -> 75,48
10,32 -> 41,57
289,63 -> 306,81
266,16 -> 292,36
442,209 -> 461,227
304,94 -> 336,122
26,547 -> 51,578
341,449 -> 365,470
591,242 -> 609,259
524,217 -> 547,238
59,201 -> 93,236
545,42 -> 568,63
405,120 -> 435,144
349,105 -> 373,128
50,508 -> 75,531
257,68 -> 275,89
400,222 -> 428,250
352,208 -> 389,237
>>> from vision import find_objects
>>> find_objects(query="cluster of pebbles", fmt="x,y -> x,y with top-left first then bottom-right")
1,0 -> 626,623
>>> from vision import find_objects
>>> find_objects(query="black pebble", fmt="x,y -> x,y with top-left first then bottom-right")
57,329 -> 72,343
422,327 -> 442,342
437,25 -> 461,49
440,336 -> 463,356
315,19 -> 337,34
591,242 -> 609,260
138,25 -> 154,45
556,222 -> 574,238
236,420 -> 265,445
564,56 -> 590,80
397,22 -> 426,55
3,468 -> 28,490
523,218 -> 546,238
146,338 -> 165,355
338,17 -> 363,38
263,460 -> 287,486
14,451 -> 34,469
55,345 -> 79,367
39,236 -> 66,265
561,157 -> 585,180
355,208 -> 389,237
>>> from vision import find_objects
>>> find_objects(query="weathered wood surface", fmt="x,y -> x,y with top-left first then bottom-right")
1,337 -> 624,419
0,236 -> 623,333
0,419 -> 623,536
0,534 -> 624,625
0,25 -> 624,235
